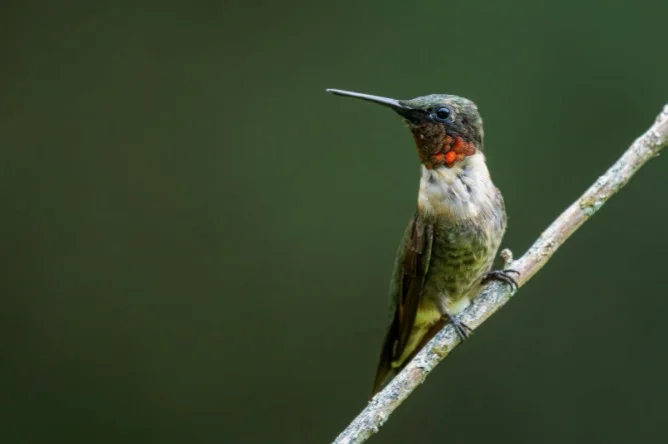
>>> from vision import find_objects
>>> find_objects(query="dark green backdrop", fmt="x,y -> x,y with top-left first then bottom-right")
2,1 -> 668,443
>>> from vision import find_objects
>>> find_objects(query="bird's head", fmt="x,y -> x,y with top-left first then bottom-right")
327,89 -> 484,169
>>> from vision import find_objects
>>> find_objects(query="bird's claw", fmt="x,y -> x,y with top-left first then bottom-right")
482,269 -> 520,292
444,312 -> 472,341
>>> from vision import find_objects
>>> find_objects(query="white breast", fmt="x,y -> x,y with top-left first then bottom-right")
418,152 -> 498,220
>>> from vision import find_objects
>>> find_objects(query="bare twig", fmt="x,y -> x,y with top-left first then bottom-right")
332,104 -> 668,444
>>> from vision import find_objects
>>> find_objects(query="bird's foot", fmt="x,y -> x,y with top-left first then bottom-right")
444,311 -> 472,341
482,269 -> 520,291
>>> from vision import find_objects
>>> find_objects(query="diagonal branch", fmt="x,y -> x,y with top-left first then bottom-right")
332,104 -> 668,444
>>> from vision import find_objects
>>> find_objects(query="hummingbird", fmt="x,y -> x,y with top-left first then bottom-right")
326,88 -> 517,395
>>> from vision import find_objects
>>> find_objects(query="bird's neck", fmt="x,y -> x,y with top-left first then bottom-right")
417,152 -> 498,221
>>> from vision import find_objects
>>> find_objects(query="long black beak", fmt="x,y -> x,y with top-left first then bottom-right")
326,88 -> 419,121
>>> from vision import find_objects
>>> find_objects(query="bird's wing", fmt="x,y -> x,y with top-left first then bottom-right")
372,212 -> 433,395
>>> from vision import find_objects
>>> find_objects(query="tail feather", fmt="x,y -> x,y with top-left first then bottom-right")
371,317 -> 445,396
371,317 -> 399,396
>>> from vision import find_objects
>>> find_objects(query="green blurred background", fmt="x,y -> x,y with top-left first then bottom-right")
2,1 -> 668,443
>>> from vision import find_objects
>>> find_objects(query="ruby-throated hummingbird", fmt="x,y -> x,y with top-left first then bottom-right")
326,88 -> 517,395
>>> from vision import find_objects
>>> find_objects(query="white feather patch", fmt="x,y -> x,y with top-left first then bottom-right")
418,152 -> 498,221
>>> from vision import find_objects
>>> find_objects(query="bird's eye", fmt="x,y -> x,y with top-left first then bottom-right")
434,107 -> 451,122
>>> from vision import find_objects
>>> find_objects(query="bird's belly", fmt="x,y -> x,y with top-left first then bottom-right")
413,301 -> 442,327
390,221 -> 503,370
425,232 -> 496,307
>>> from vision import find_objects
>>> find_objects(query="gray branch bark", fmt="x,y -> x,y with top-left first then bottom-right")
332,104 -> 668,444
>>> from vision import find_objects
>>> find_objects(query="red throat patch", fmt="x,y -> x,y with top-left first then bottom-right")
428,135 -> 476,168
409,123 -> 477,169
